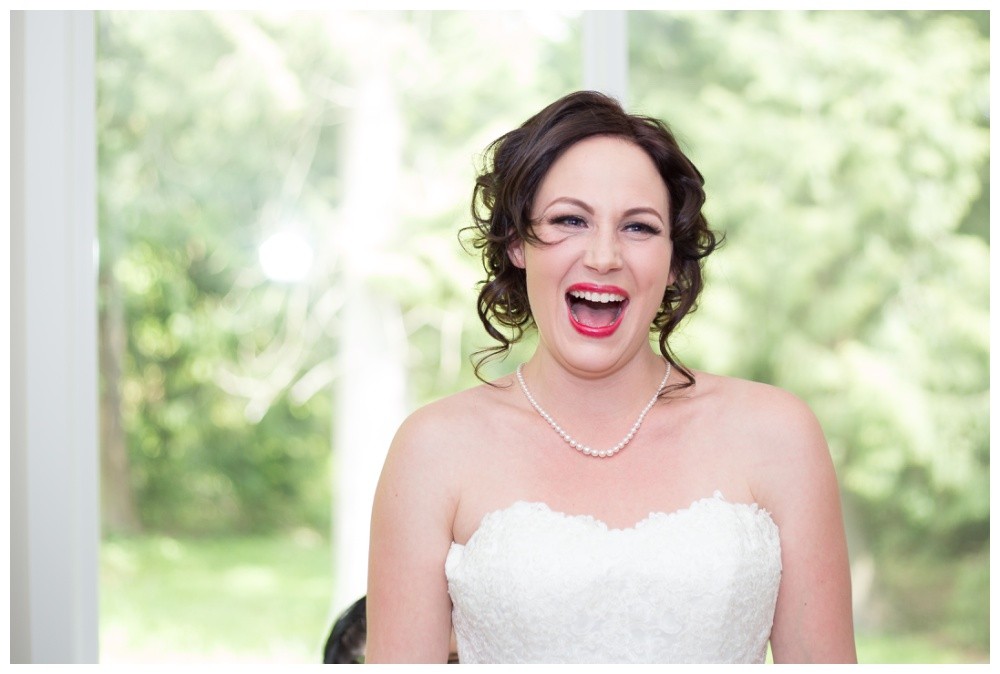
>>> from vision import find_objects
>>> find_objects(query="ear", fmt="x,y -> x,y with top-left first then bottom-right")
508,239 -> 526,269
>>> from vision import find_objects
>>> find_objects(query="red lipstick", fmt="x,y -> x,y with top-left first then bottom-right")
565,283 -> 629,338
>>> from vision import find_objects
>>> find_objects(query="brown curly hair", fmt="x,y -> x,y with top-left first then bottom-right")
465,90 -> 721,390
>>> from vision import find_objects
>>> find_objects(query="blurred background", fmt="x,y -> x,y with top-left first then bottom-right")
94,10 -> 989,663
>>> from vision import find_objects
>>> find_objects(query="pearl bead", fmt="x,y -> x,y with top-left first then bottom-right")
515,361 -> 671,460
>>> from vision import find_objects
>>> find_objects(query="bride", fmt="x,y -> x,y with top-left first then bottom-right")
365,91 -> 856,663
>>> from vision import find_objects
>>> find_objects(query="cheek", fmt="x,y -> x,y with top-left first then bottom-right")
638,256 -> 675,308
521,249 -> 572,318
639,242 -> 673,278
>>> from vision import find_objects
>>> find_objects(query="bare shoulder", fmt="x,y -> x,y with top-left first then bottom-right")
391,379 -> 513,458
692,370 -> 813,414
381,377 -> 517,490
691,371 -> 825,455
687,372 -> 832,505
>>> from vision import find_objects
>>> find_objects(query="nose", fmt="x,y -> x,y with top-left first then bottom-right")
583,228 -> 623,274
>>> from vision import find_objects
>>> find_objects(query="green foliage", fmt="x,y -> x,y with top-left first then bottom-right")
631,10 -> 988,647
363,11 -> 583,399
99,9 -> 987,651
871,547 -> 989,656
98,11 -> 580,533
633,8 -> 989,542
98,12 -> 349,534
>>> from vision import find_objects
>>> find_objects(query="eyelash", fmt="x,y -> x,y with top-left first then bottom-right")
625,222 -> 662,235
549,215 -> 662,236
551,215 -> 586,228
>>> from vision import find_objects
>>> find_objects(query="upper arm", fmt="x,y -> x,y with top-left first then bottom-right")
753,391 -> 857,663
365,409 -> 458,663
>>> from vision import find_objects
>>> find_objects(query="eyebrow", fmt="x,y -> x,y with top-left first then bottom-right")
541,197 -> 666,224
624,206 -> 666,223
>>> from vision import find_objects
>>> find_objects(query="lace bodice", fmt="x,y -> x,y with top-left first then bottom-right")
445,492 -> 781,663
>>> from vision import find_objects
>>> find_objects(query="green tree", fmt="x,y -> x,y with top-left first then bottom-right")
630,10 -> 988,649
98,11 -> 350,534
97,10 -> 581,535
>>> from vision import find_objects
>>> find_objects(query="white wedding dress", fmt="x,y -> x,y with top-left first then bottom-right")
445,492 -> 781,663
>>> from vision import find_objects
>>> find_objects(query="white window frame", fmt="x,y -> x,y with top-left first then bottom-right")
10,10 -> 100,664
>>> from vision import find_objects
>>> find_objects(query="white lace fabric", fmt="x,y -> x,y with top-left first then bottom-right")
445,492 -> 781,664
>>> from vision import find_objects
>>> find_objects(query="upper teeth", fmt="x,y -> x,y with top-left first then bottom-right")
569,290 -> 626,303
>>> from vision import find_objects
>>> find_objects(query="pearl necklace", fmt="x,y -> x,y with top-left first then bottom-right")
515,361 -> 672,459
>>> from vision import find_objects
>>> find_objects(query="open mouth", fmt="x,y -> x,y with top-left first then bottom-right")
566,286 -> 628,336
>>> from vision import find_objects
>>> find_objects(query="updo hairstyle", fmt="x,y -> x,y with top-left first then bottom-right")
466,90 -> 720,390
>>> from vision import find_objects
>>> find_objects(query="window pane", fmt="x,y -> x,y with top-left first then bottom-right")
97,10 -> 581,663
629,10 -> 989,662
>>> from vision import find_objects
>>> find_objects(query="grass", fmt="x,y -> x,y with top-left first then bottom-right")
101,534 -> 989,664
100,531 -> 335,663
856,632 -> 988,664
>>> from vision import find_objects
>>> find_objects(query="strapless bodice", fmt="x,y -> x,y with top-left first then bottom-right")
445,492 -> 781,663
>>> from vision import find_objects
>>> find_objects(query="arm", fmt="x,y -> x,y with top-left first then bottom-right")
754,391 -> 857,663
366,409 -> 458,663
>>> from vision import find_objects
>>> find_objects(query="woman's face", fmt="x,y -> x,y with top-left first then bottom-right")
509,135 -> 674,375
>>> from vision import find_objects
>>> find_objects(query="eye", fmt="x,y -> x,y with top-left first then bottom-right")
551,215 -> 587,228
623,221 -> 662,236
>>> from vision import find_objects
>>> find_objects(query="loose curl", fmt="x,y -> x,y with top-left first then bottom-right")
464,91 -> 721,392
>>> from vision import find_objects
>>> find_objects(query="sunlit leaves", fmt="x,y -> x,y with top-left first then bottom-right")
632,11 -> 988,562
98,11 -> 341,534
99,11 -> 988,570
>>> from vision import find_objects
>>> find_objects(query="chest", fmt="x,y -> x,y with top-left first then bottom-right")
452,405 -> 758,542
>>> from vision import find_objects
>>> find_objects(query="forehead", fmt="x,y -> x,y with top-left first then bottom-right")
534,136 -> 669,209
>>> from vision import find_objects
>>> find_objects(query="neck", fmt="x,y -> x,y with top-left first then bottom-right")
520,349 -> 670,423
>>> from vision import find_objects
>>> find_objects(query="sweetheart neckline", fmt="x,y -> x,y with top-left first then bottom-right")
452,491 -> 776,549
